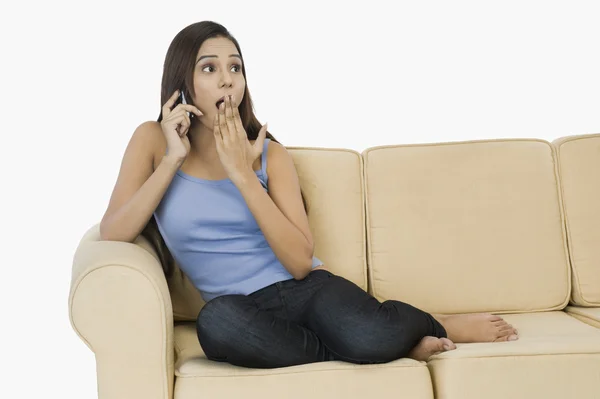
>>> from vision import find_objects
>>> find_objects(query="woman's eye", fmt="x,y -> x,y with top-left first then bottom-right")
202,64 -> 242,73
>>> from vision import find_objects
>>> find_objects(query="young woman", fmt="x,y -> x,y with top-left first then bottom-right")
100,20 -> 519,369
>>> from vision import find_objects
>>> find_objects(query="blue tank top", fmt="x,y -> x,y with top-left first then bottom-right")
154,138 -> 323,302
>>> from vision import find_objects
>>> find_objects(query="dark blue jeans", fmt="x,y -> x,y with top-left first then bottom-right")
196,269 -> 447,369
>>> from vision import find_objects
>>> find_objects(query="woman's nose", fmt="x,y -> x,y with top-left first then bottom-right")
220,71 -> 233,86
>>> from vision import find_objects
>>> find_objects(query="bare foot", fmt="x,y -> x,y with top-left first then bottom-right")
407,336 -> 456,361
433,313 -> 519,343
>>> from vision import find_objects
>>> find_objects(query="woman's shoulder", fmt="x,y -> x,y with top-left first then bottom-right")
264,139 -> 289,159
252,138 -> 287,161
131,121 -> 167,171
261,139 -> 296,176
132,120 -> 163,142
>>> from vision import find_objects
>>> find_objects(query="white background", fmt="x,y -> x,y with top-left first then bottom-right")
2,1 -> 599,398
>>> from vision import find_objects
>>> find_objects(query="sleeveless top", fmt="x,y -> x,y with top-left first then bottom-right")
153,138 -> 323,302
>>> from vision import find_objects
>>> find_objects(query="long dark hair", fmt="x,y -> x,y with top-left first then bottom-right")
143,21 -> 308,278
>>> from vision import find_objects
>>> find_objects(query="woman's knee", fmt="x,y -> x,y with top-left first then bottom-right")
303,277 -> 418,362
303,275 -> 365,321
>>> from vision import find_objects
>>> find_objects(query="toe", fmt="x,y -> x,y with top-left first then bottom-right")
494,333 -> 519,342
496,329 -> 511,338
495,324 -> 515,338
434,340 -> 446,353
493,320 -> 508,327
440,337 -> 456,350
488,314 -> 503,322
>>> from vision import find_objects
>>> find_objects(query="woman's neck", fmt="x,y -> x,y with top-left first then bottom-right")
189,120 -> 218,159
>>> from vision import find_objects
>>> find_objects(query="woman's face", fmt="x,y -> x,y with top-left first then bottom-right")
191,37 -> 246,126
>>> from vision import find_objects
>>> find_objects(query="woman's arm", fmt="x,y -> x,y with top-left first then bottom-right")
100,122 -> 181,242
233,141 -> 314,280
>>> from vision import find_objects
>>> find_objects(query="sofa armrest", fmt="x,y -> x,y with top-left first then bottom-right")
69,223 -> 174,399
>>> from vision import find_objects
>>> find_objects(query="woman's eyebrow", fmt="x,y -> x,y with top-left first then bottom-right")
196,54 -> 242,64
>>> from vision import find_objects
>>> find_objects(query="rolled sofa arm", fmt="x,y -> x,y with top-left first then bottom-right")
69,223 -> 174,399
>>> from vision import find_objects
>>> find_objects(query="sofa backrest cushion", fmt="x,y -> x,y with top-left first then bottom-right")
363,139 -> 571,314
553,134 -> 600,307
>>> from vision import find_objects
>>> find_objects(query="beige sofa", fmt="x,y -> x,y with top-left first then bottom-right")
69,134 -> 600,399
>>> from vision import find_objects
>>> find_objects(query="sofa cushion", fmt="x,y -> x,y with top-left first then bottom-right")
168,147 -> 367,321
288,147 -> 367,287
173,323 -> 434,399
552,133 -> 600,306
565,306 -> 600,328
363,139 -> 570,314
426,311 -> 600,399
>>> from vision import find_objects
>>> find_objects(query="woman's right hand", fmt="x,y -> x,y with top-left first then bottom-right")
160,90 -> 203,165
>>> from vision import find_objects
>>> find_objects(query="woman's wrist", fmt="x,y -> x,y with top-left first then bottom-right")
161,155 -> 184,170
231,166 -> 258,188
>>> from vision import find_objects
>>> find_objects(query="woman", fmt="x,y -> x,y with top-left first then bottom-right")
100,20 -> 518,369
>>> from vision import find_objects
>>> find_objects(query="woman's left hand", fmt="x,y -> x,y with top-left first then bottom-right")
214,94 -> 268,184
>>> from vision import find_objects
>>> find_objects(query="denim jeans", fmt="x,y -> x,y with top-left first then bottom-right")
196,269 -> 447,369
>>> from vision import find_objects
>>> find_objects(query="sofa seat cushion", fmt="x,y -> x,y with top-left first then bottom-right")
173,322 -> 434,399
427,311 -> 600,399
565,306 -> 600,328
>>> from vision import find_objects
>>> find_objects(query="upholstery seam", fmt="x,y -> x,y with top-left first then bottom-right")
175,360 -> 426,378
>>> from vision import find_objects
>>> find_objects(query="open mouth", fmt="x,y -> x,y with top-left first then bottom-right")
215,97 -> 226,109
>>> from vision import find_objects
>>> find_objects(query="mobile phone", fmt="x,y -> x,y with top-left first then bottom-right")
180,90 -> 191,118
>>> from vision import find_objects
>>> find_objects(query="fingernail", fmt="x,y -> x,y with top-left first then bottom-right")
509,335 -> 518,341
